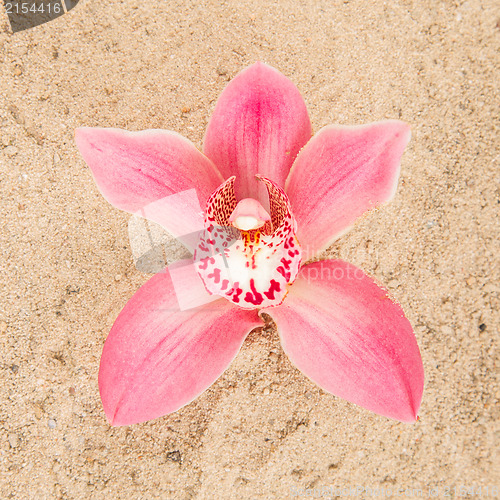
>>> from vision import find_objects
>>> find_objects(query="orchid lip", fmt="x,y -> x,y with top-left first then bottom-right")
194,175 -> 302,309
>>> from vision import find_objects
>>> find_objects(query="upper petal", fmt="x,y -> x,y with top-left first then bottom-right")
75,127 -> 223,242
203,62 -> 311,199
99,261 -> 262,426
285,121 -> 411,258
264,260 -> 424,422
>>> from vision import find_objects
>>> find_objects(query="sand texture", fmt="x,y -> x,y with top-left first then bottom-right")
0,0 -> 499,498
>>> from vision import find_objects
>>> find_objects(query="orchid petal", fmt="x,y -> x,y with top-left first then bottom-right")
264,260 -> 423,422
204,62 -> 311,199
99,261 -> 262,426
75,127 -> 223,243
285,121 -> 411,257
168,259 -> 219,311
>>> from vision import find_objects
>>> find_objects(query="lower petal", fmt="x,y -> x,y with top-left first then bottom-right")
264,260 -> 424,422
99,265 -> 262,426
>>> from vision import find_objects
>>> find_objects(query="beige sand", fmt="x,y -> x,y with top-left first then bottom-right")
0,0 -> 498,498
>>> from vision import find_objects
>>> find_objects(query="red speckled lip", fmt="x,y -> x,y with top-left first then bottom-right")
194,175 -> 302,309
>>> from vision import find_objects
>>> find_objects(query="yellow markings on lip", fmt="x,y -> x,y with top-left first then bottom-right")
241,230 -> 261,247
240,230 -> 263,269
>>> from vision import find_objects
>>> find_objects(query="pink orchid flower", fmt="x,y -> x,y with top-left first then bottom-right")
75,62 -> 424,426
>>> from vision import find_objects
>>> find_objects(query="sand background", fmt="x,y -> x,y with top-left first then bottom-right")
0,0 -> 499,498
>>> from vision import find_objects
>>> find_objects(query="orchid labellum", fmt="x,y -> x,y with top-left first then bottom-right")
75,62 -> 424,426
